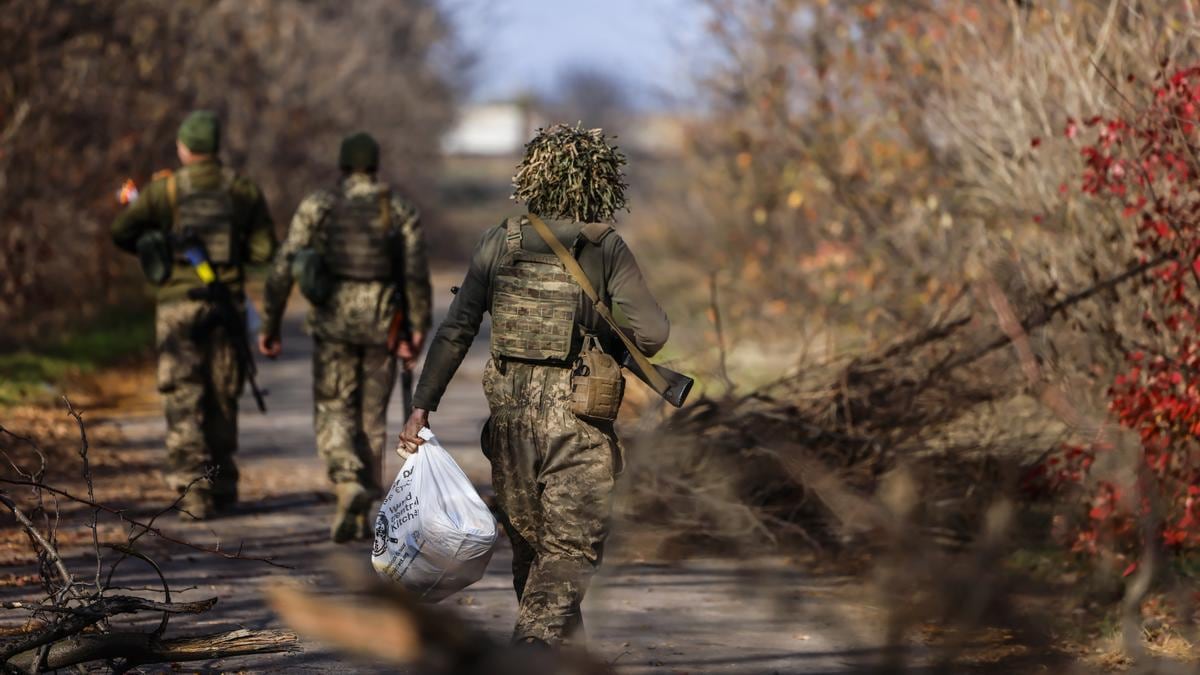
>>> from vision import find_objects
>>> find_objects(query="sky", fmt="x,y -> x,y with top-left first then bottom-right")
449,0 -> 710,108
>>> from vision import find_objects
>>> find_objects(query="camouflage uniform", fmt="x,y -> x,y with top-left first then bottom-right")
414,216 -> 669,644
262,173 -> 431,493
111,158 -> 276,505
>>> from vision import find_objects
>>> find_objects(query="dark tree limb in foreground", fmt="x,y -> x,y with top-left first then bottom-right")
6,629 -> 299,673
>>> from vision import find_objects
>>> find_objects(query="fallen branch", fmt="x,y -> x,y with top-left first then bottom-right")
0,596 -> 217,663
0,493 -> 79,603
1,406 -> 300,673
5,628 -> 300,673
931,250 -> 1175,378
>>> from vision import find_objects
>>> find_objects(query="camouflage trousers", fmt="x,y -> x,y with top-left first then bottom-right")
481,357 -> 620,645
156,300 -> 243,502
312,339 -> 396,492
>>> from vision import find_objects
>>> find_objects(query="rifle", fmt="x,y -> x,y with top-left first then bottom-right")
383,242 -> 414,498
177,234 -> 269,414
387,308 -> 414,422
382,188 -> 415,424
526,214 -> 695,409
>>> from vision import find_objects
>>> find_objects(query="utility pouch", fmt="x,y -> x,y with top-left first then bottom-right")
570,336 -> 624,422
136,230 -> 173,285
292,248 -> 334,306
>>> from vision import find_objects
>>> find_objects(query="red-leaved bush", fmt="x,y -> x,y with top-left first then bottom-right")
1044,64 -> 1200,558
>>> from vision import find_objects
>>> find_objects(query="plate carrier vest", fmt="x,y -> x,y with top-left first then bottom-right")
170,168 -> 237,266
321,188 -> 394,281
490,216 -> 581,362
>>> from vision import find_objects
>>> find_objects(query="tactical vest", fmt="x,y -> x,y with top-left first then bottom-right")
490,217 -> 581,362
170,168 -> 237,266
321,189 -> 394,281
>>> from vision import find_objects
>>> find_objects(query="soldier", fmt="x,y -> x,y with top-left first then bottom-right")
398,124 -> 670,646
111,110 -> 277,519
259,132 -> 431,543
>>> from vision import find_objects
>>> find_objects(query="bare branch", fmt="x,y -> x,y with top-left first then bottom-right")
62,397 -> 104,600
0,479 -> 290,569
0,492 -> 76,602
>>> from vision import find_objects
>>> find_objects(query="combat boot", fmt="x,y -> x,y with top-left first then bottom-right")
212,487 -> 238,515
178,489 -> 214,521
331,482 -> 370,543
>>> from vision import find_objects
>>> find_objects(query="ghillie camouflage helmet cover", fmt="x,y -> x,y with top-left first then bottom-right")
511,123 -> 628,223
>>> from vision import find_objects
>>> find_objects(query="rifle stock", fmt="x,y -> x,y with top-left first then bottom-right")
621,352 -> 694,408
613,327 -> 694,408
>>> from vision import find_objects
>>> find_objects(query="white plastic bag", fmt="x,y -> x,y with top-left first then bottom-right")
371,428 -> 497,602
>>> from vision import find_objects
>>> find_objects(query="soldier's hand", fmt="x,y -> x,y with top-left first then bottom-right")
394,331 -> 425,369
397,408 -> 429,456
258,334 -> 282,359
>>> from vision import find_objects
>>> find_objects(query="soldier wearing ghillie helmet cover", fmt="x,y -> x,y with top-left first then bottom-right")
398,124 -> 670,646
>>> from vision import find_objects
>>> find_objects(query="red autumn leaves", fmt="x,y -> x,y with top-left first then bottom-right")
1031,64 -> 1200,557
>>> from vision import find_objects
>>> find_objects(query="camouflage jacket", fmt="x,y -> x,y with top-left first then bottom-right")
412,216 -> 670,412
110,158 -> 276,304
262,173 -> 432,346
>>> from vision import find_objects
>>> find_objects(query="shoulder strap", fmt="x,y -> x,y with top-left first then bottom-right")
314,187 -> 340,233
378,188 -> 392,231
504,217 -> 523,252
580,222 -> 613,244
166,173 -> 178,226
527,213 -> 668,391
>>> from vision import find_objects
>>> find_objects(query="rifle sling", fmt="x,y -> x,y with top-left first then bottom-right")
526,214 -> 670,393
166,173 -> 178,227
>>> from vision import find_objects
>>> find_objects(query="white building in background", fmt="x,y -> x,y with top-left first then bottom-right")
442,102 -> 688,157
626,114 -> 687,156
442,102 -> 543,157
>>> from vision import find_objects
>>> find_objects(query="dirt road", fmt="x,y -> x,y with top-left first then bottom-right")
3,278 -> 885,673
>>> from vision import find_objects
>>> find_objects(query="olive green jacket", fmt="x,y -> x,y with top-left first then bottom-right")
261,173 -> 432,346
413,216 -> 669,412
110,158 -> 277,303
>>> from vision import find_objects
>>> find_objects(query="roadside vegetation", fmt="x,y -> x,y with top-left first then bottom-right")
616,1 -> 1200,670
0,304 -> 154,408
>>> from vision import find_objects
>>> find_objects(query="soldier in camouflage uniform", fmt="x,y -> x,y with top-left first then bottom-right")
260,132 -> 431,543
111,110 -> 277,519
399,125 -> 670,646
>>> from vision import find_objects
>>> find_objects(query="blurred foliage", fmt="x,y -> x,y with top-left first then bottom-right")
0,0 -> 464,347
622,2 -> 1200,658
642,0 -> 1196,396
0,303 -> 154,406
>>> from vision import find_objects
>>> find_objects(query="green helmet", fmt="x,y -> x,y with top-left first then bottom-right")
177,110 -> 220,154
339,132 -> 380,172
512,123 -> 628,223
